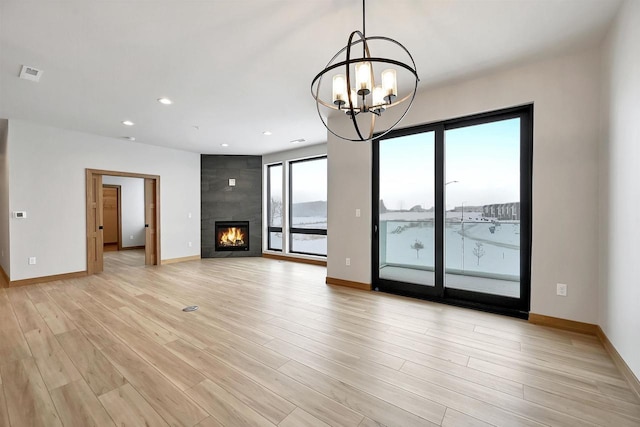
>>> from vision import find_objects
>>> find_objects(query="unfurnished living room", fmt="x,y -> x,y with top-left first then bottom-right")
0,0 -> 639,426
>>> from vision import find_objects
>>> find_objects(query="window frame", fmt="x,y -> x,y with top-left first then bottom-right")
288,155 -> 328,257
266,163 -> 283,252
372,105 -> 533,318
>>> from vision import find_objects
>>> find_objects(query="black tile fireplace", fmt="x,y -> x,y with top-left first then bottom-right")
215,221 -> 250,251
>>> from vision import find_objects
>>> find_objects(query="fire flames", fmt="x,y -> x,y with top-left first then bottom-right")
219,227 -> 245,247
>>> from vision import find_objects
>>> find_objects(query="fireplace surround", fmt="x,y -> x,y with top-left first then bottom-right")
215,221 -> 250,251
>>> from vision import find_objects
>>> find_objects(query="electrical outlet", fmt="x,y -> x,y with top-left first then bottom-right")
345,258 -> 351,266
188,241 -> 192,247
130,235 -> 134,240
557,283 -> 568,297
28,257 -> 36,265
355,208 -> 361,217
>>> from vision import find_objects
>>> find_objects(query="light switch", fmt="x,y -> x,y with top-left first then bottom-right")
355,209 -> 361,217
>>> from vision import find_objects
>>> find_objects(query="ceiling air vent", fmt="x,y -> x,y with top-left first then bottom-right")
19,65 -> 43,82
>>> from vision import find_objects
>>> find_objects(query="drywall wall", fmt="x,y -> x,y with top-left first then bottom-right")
0,119 -> 9,277
328,46 -> 602,323
262,143 -> 327,165
7,119 -> 201,280
102,176 -> 145,248
599,0 -> 640,379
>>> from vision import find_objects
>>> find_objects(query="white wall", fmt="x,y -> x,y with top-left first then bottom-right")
599,0 -> 640,379
7,119 -> 201,280
328,47 -> 602,323
262,143 -> 327,165
102,176 -> 145,247
0,119 -> 9,277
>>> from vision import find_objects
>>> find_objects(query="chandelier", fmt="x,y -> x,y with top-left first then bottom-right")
311,0 -> 419,142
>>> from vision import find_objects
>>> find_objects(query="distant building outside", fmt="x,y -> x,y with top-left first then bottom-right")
483,202 -> 520,220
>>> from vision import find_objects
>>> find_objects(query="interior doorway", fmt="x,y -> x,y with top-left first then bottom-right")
86,169 -> 160,275
102,184 -> 121,252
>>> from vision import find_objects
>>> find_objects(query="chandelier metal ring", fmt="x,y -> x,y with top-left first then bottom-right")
311,31 -> 419,142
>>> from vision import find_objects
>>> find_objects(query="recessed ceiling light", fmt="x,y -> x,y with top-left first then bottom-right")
158,97 -> 173,105
122,136 -> 136,141
290,138 -> 306,144
262,131 -> 272,136
221,143 -> 229,147
122,120 -> 135,126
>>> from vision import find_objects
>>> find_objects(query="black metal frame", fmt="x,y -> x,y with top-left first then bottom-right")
266,163 -> 283,252
372,105 -> 533,318
310,0 -> 419,142
289,156 -> 328,257
215,221 -> 250,252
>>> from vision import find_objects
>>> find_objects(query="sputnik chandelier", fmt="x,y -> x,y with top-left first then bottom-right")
311,0 -> 419,142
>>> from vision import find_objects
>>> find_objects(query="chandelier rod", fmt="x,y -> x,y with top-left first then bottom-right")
362,0 -> 366,38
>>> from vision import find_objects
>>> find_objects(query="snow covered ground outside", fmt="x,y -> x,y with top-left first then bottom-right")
382,219 -> 520,279
269,210 -> 520,280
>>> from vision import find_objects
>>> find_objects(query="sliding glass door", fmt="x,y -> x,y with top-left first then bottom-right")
378,130 -> 436,287
373,106 -> 532,317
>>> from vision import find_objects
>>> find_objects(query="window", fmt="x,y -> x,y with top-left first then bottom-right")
289,157 -> 327,256
266,163 -> 283,251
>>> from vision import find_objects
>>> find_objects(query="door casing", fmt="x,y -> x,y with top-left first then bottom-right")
86,169 -> 161,274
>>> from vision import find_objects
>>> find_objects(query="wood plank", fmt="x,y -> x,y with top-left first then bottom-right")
186,379 -> 276,427
57,329 -> 126,396
65,309 -> 122,350
0,370 -> 9,427
116,306 -> 178,345
99,383 -> 169,427
35,300 -> 77,335
203,341 -> 364,427
50,379 -> 115,427
195,417 -> 224,427
523,385 -> 639,427
0,289 -> 32,362
279,407 -> 331,427
6,287 -> 47,333
166,339 -> 295,425
24,324 -> 82,390
279,360 -> 440,427
467,357 -> 640,419
24,286 -> 53,305
441,408 -> 494,427
101,342 -> 209,427
357,418 -> 387,427
0,358 -> 62,427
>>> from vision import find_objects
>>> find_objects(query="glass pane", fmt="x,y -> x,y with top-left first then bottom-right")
291,233 -> 327,256
445,118 -> 520,297
378,131 -> 435,286
269,232 -> 282,251
268,164 -> 283,227
291,158 -> 327,230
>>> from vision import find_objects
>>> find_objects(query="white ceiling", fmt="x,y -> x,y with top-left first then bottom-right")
0,0 -> 622,155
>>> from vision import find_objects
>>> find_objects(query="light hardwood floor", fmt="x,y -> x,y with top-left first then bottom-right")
1,254 -> 638,427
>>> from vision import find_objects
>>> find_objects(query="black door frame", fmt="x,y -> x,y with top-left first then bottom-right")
372,105 -> 533,318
